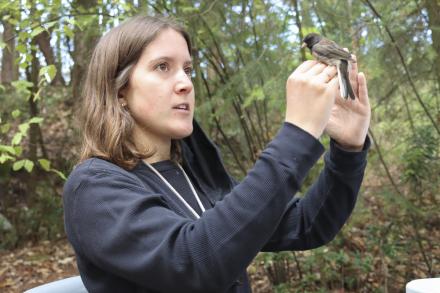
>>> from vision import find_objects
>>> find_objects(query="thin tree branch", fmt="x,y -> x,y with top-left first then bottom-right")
199,68 -> 247,175
368,128 -> 433,275
292,0 -> 306,61
4,12 -> 115,43
362,0 -> 440,137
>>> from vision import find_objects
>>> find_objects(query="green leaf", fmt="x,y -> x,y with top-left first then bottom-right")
31,26 -> 45,38
29,117 -> 44,124
11,133 -> 23,145
19,62 -> 29,70
121,2 -> 133,11
8,18 -> 18,26
14,146 -> 22,156
0,145 -> 16,155
65,18 -> 76,26
181,6 -> 199,13
52,169 -> 67,180
39,65 -> 57,83
12,159 -> 25,171
19,123 -> 30,134
64,25 -> 74,39
66,18 -> 82,30
16,43 -> 27,54
11,80 -> 33,99
243,88 -> 264,108
1,123 -> 11,133
38,158 -> 51,171
38,158 -> 66,180
23,160 -> 34,172
45,21 -> 57,30
0,154 -> 14,164
32,88 -> 42,101
11,109 -> 21,118
47,65 -> 56,81
18,31 -> 30,41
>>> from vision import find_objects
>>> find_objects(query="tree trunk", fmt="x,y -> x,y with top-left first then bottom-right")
26,39 -> 41,162
70,0 -> 99,106
1,20 -> 18,84
35,30 -> 65,85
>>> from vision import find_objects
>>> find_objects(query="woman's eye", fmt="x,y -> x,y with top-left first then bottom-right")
184,67 -> 193,76
156,63 -> 169,72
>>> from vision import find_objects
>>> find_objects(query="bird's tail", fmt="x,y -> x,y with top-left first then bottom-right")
337,60 -> 356,100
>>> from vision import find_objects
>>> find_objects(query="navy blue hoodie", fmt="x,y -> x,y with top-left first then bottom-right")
63,121 -> 369,292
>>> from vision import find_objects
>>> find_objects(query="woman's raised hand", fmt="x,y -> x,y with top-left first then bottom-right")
285,60 -> 339,138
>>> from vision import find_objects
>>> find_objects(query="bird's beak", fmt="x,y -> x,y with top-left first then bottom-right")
301,42 -> 307,49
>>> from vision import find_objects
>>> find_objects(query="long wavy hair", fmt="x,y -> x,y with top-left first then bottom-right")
79,15 -> 192,169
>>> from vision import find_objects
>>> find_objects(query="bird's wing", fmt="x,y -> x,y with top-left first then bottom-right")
313,40 -> 352,60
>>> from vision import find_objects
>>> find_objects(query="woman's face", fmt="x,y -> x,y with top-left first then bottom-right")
122,28 -> 194,146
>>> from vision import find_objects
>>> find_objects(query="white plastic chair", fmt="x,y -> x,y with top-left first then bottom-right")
406,278 -> 440,293
24,276 -> 87,293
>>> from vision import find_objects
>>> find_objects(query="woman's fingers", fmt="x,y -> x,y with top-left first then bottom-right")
305,62 -> 327,75
285,61 -> 340,139
357,72 -> 370,107
315,66 -> 337,83
349,54 -> 359,95
295,60 -> 319,73
328,74 -> 339,91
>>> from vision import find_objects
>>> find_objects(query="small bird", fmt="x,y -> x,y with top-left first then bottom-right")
301,33 -> 356,100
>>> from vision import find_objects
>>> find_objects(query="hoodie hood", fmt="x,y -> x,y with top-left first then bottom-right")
181,120 -> 236,204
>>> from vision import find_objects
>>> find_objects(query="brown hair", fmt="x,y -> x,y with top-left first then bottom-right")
79,15 -> 192,169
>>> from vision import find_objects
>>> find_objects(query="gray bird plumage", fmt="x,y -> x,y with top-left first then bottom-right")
301,33 -> 356,100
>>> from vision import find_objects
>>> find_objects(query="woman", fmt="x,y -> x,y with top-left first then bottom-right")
63,15 -> 371,293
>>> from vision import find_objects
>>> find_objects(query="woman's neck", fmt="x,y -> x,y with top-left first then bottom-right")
132,126 -> 171,164
144,146 -> 171,164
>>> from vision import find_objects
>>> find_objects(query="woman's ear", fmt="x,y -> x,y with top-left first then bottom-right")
118,88 -> 128,106
119,98 -> 127,107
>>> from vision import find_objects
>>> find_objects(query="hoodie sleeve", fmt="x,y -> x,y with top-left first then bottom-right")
64,122 -> 324,293
262,136 -> 370,251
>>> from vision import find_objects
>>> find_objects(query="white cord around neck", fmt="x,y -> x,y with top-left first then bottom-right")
144,161 -> 205,219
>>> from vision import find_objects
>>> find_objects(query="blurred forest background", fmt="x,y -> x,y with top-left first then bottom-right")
0,0 -> 439,292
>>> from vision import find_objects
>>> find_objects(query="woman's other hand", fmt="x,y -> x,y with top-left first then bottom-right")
325,55 -> 371,151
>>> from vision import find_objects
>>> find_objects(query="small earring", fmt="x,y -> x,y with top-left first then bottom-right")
121,103 -> 127,107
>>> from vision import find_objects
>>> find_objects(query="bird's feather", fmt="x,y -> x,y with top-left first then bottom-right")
339,60 -> 355,100
313,42 -> 352,61
302,33 -> 356,99
336,64 -> 347,98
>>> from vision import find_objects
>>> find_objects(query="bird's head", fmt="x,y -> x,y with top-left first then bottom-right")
301,33 -> 322,50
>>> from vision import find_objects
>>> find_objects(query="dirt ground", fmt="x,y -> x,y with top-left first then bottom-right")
0,238 -> 273,293
0,239 -> 78,292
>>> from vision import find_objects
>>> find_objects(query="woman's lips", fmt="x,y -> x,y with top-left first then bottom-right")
172,103 -> 190,111
172,103 -> 191,114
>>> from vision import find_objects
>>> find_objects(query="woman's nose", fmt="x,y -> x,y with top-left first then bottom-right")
175,70 -> 193,94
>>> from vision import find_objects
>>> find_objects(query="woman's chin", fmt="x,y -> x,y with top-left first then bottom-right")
171,125 -> 193,139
